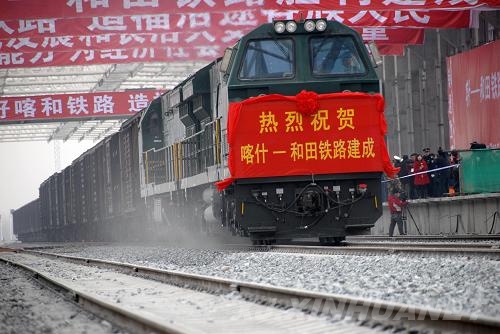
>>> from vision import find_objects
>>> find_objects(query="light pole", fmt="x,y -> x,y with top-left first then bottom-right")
0,214 -> 3,242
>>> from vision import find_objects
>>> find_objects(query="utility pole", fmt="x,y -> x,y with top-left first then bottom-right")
54,140 -> 61,172
436,29 -> 446,148
406,48 -> 415,153
393,55 -> 402,157
0,214 -> 3,242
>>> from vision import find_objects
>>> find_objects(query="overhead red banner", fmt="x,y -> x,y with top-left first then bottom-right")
0,47 -> 223,68
0,90 -> 163,123
1,0 -> 496,21
355,27 -> 424,45
447,40 -> 500,149
0,26 -> 426,68
297,9 -> 471,28
0,27 -> 423,55
378,44 -> 406,56
0,10 -> 471,41
218,91 -> 397,190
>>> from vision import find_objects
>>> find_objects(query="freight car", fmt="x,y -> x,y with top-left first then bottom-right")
12,199 -> 40,242
13,111 -> 146,242
13,18 -> 397,245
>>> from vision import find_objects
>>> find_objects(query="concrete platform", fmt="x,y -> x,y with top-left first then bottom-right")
374,193 -> 500,236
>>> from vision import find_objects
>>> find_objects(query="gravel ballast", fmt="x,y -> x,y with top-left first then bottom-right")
2,252 -> 386,334
46,244 -> 500,318
0,260 -> 128,334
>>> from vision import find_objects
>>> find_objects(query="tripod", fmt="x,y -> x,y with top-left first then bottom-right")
402,205 -> 422,235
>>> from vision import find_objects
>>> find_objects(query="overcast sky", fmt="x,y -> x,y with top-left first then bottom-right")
0,140 -> 94,239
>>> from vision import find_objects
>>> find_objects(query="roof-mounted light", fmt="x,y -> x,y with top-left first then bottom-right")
274,21 -> 286,34
316,19 -> 327,32
304,20 -> 316,32
285,21 -> 297,33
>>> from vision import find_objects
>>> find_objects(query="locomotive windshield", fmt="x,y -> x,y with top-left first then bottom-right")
238,39 -> 294,80
310,36 -> 365,75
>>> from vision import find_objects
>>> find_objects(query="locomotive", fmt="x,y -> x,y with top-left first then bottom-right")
13,19 -> 396,245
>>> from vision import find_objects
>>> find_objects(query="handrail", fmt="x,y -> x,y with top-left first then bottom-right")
181,117 -> 222,143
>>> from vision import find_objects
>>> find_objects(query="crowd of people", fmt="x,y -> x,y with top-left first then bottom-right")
390,147 -> 461,200
384,142 -> 488,236
385,147 -> 460,237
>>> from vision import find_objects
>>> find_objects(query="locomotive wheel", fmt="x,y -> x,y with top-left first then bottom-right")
319,236 -> 346,246
251,239 -> 276,245
319,237 -> 332,245
333,236 -> 346,246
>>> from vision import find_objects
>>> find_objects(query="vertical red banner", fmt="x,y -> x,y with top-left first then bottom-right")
447,40 -> 500,149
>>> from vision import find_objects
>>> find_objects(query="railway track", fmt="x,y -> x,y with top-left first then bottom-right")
1,248 -> 499,334
346,241 -> 498,248
227,242 -> 500,259
346,235 -> 500,242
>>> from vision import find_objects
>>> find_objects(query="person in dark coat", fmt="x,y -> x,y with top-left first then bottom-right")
422,147 -> 432,165
413,154 -> 430,199
434,148 -> 450,197
427,153 -> 438,197
449,150 -> 461,194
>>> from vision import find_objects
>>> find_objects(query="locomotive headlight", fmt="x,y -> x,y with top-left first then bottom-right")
285,21 -> 297,33
304,20 -> 316,32
315,19 -> 327,32
274,21 -> 286,34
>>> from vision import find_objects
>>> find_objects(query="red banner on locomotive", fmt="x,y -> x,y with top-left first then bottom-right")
218,91 -> 397,191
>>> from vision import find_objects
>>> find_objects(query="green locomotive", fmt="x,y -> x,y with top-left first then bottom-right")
140,19 -> 392,245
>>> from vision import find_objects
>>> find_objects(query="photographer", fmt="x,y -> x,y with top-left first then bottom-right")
388,189 -> 408,237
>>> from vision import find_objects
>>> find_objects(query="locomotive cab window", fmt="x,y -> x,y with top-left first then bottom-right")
238,39 -> 294,80
310,36 -> 366,76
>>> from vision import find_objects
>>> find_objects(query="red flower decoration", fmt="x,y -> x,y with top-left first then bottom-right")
296,90 -> 319,116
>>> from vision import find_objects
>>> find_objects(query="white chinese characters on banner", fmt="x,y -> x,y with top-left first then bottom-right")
0,101 -> 10,119
0,91 -> 163,122
479,71 -> 500,102
15,98 -> 36,118
41,97 -> 63,117
128,93 -> 150,113
0,0 -> 493,23
0,10 -> 471,37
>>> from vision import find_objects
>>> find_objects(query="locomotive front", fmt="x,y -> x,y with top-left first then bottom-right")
217,19 -> 394,244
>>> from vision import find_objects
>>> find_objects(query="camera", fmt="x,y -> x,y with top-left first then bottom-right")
399,192 -> 408,202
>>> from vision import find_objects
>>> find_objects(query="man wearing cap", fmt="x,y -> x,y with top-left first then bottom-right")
422,148 -> 433,196
423,147 -> 432,165
398,155 -> 412,197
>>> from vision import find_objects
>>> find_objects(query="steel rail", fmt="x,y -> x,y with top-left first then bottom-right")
11,249 -> 500,334
346,235 -> 500,242
346,241 -> 498,249
244,244 -> 500,258
222,242 -> 500,258
0,253 -> 187,334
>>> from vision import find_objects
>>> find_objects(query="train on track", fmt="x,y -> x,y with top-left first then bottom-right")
13,18 -> 397,245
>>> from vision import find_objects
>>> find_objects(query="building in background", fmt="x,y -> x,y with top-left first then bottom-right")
0,212 -> 16,243
381,11 -> 499,156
